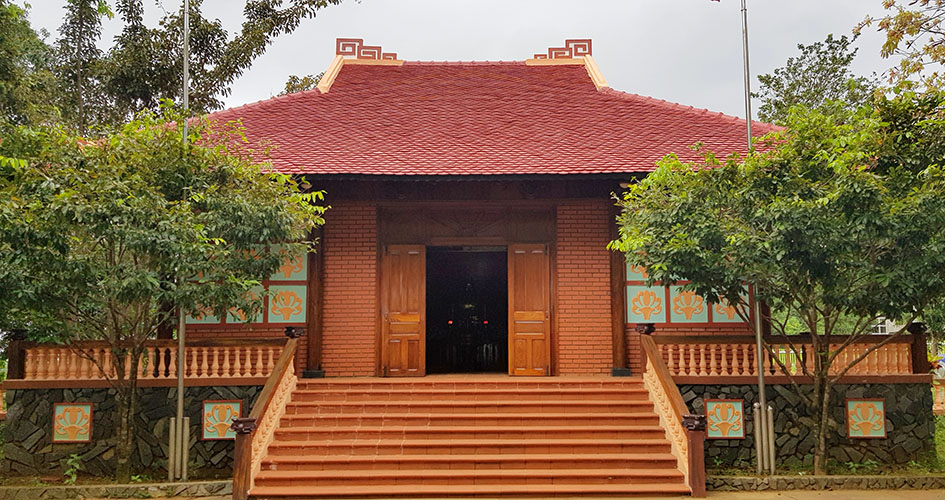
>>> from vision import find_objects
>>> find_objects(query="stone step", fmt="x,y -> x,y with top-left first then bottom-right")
283,400 -> 654,415
290,387 -> 651,402
278,412 -> 661,428
253,468 -> 685,487
264,438 -> 672,457
260,452 -> 681,472
295,377 -> 645,392
249,482 -> 692,499
272,424 -> 669,441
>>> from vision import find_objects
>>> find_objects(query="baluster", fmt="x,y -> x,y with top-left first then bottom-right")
249,347 -> 259,376
79,352 -> 90,378
902,344 -> 912,373
188,347 -> 199,378
221,347 -> 231,377
210,348 -> 220,378
266,347 -> 275,375
665,345 -> 676,375
241,347 -> 250,377
878,345 -> 890,375
32,350 -> 44,379
199,347 -> 209,378
165,347 -> 175,379
233,347 -> 242,377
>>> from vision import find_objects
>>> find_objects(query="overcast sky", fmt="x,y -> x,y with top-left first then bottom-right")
28,0 -> 897,119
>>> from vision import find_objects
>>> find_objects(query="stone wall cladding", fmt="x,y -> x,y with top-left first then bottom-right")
0,480 -> 231,499
1,386 -> 261,477
708,475 -> 945,491
321,202 -> 378,376
681,383 -> 935,467
555,201 -> 612,375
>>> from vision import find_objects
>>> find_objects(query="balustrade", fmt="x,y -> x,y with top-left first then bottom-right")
19,340 -> 284,383
653,335 -> 917,378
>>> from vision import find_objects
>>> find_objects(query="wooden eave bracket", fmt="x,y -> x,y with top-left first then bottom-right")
315,54 -> 405,94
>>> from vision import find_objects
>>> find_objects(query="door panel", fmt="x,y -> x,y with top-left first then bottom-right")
508,244 -> 551,376
381,245 -> 425,376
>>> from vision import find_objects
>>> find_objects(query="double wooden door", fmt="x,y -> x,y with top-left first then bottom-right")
380,244 -> 551,376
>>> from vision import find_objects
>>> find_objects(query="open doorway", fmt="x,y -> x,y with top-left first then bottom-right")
426,246 -> 508,373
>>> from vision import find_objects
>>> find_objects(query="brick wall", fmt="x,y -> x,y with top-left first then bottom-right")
321,203 -> 378,376
555,201 -> 613,375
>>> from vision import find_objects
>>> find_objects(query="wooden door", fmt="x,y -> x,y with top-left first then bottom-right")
508,244 -> 551,376
381,245 -> 426,376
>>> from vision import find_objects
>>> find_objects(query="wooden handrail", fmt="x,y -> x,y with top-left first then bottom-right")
232,337 -> 298,500
641,335 -> 688,419
640,334 -> 703,496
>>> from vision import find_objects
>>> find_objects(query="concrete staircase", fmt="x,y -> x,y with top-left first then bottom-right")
249,376 -> 690,498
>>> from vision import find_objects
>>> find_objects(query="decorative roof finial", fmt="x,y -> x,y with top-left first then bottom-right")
532,39 -> 592,59
336,38 -> 398,60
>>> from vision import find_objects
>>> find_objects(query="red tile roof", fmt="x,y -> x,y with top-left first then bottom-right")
209,61 -> 777,176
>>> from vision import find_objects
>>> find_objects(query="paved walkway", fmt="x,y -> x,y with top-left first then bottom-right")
136,492 -> 945,500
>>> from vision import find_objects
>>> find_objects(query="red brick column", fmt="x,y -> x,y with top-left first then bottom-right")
321,203 -> 378,376
555,201 -> 612,375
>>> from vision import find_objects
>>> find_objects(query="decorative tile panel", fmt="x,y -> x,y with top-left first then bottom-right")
53,403 -> 92,443
847,399 -> 886,438
227,286 -> 265,323
669,286 -> 708,323
705,399 -> 745,439
202,400 -> 241,440
186,304 -> 219,325
627,286 -> 666,323
625,262 -> 649,281
712,289 -> 749,323
268,285 -> 307,323
269,244 -> 307,281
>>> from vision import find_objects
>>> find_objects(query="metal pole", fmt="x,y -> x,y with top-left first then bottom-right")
740,0 -> 752,150
182,0 -> 190,140
170,1 -> 191,482
767,405 -> 776,475
752,403 -> 763,475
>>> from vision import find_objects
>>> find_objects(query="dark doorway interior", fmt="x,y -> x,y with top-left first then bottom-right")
426,246 -> 508,373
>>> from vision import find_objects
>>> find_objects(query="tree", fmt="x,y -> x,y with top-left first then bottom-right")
0,1 -> 57,126
609,96 -> 945,474
0,106 -> 326,480
97,0 -> 341,127
754,34 -> 877,124
54,0 -> 112,133
279,72 -> 323,95
858,0 -> 945,90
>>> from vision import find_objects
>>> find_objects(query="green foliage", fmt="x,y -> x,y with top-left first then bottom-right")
1,1 -> 341,131
843,458 -> 880,474
611,94 -> 945,473
63,453 -> 82,485
754,34 -> 878,124
858,0 -> 945,90
0,104 -> 326,480
279,72 -> 324,96
0,1 -> 57,126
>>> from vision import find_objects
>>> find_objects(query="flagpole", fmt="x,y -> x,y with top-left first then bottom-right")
738,0 -> 774,476
171,0 -> 191,483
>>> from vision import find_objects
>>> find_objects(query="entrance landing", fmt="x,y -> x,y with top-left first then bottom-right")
250,375 -> 691,498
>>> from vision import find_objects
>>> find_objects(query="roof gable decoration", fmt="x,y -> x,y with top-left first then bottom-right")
336,38 -> 398,60
317,38 -> 403,94
532,39 -> 592,59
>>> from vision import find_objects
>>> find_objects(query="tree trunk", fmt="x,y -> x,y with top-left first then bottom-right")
812,374 -> 831,475
113,352 -> 140,483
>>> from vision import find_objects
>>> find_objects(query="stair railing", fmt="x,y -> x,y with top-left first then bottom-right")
640,332 -> 706,498
231,337 -> 299,500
